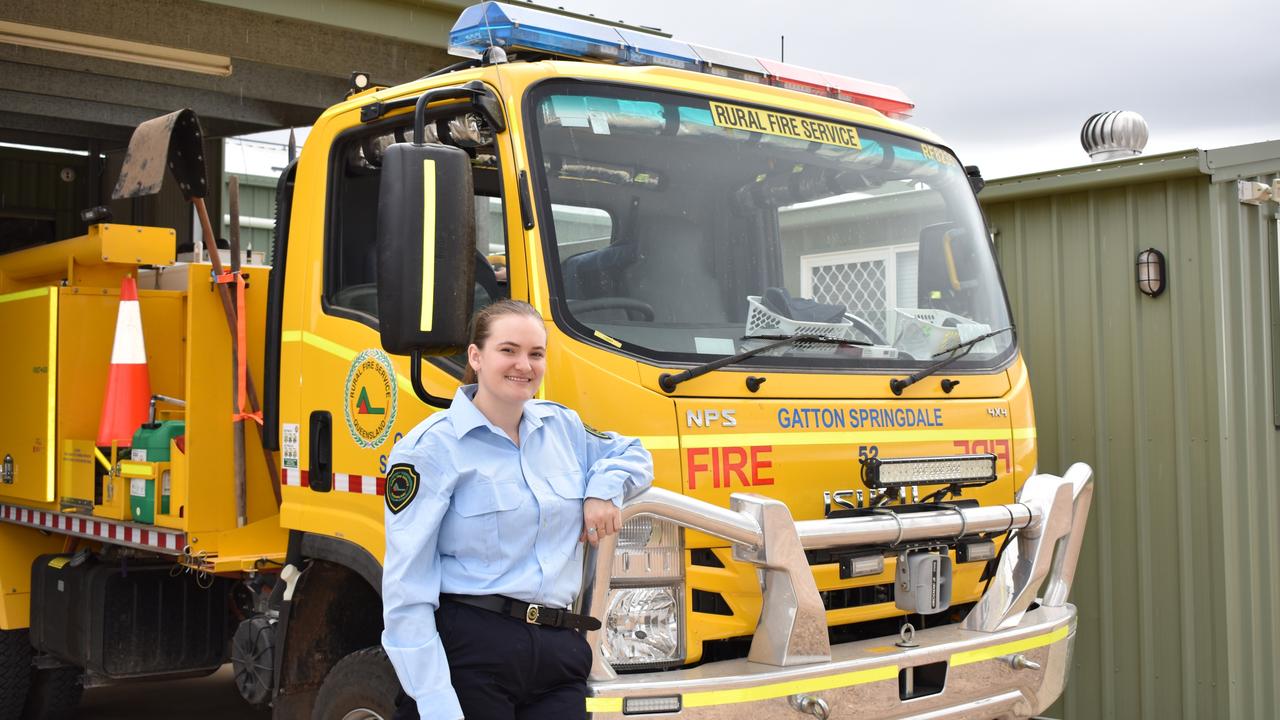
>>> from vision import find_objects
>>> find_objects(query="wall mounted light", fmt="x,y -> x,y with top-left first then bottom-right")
1136,247 -> 1166,297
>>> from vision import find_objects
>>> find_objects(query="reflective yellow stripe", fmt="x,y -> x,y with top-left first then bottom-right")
681,428 -> 1023,449
585,697 -> 622,713
593,330 -> 622,348
950,625 -> 1069,667
420,158 -> 436,332
633,436 -> 679,450
1013,427 -> 1037,440
684,665 -> 896,707
283,331 -> 416,395
0,287 -> 49,304
118,462 -> 152,477
46,289 -> 57,492
585,664 -> 896,713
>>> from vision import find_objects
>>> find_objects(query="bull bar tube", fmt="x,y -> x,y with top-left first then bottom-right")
578,463 -> 1094,719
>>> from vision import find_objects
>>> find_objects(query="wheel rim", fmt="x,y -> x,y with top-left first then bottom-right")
340,709 -> 385,720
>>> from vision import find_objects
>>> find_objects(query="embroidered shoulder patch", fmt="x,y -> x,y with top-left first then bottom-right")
584,424 -> 610,439
385,463 -> 420,514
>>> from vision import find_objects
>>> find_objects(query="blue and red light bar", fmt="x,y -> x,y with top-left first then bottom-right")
448,2 -> 914,118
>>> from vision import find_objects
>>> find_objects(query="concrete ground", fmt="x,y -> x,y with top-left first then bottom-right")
79,665 -> 269,720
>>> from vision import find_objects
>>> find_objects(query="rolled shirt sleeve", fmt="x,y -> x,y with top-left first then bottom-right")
573,415 -> 654,506
380,443 -> 464,720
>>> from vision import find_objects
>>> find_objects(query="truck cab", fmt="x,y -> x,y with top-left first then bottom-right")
272,4 -> 1092,718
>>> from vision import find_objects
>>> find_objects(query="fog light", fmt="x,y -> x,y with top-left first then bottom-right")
603,586 -> 682,666
956,539 -> 996,563
839,553 -> 885,579
623,695 -> 682,714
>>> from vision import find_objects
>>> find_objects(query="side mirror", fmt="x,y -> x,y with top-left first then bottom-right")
376,142 -> 476,355
964,165 -> 985,195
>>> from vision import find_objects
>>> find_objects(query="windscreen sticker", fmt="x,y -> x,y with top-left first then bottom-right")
921,143 -> 960,168
587,111 -> 611,135
708,101 -> 861,149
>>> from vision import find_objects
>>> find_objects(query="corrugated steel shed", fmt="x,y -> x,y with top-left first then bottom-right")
981,141 -> 1280,719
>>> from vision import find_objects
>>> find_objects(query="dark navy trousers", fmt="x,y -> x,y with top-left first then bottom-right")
393,600 -> 592,720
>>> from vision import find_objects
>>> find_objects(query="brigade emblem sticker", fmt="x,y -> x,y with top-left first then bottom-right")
345,349 -> 398,449
385,464 -> 419,514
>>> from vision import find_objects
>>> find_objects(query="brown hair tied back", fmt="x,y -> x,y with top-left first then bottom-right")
461,299 -> 545,385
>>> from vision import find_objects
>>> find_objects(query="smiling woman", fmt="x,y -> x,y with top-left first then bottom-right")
380,299 -> 654,720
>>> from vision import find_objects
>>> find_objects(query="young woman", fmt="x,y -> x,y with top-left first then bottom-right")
381,300 -> 653,720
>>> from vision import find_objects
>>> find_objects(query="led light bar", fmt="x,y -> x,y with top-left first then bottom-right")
448,2 -> 914,117
860,454 -> 998,490
623,695 -> 683,714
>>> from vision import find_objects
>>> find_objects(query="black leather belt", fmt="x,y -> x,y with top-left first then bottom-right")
441,593 -> 602,632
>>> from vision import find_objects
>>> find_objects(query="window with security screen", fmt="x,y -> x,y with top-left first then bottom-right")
801,245 -> 918,339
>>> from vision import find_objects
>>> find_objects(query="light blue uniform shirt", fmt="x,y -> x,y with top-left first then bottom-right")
381,385 -> 653,718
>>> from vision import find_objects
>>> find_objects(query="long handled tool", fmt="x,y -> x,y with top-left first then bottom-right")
112,109 -> 281,509
228,176 -> 249,527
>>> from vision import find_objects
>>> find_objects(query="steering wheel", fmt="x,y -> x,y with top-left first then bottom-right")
845,313 -> 889,346
332,283 -> 379,317
567,297 -> 656,322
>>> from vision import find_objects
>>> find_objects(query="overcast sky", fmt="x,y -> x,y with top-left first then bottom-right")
535,0 -> 1280,178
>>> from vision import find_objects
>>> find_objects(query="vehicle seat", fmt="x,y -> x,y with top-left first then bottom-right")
620,216 -> 726,324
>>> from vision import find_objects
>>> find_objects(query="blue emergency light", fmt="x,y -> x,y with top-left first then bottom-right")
448,2 -> 915,118
448,2 -> 700,70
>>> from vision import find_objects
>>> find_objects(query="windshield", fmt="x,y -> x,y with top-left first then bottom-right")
528,82 -> 1014,369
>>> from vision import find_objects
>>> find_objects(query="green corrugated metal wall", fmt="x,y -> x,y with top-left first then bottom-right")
220,172 -> 277,261
1204,159 -> 1280,720
982,145 -> 1280,719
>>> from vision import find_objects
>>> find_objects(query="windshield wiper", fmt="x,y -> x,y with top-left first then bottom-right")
658,335 -> 868,393
889,326 -> 1015,396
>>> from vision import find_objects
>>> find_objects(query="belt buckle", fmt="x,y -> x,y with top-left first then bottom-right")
526,603 -> 542,624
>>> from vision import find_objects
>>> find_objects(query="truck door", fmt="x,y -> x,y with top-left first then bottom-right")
287,94 -> 516,512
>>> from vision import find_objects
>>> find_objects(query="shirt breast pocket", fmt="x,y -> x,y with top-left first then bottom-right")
443,480 -> 525,568
543,469 -> 586,530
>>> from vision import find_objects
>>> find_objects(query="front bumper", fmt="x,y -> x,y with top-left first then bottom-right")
580,463 -> 1094,719
587,603 -> 1074,719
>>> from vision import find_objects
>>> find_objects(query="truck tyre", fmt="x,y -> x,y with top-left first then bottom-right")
21,667 -> 82,720
311,647 -> 400,720
1,629 -> 33,720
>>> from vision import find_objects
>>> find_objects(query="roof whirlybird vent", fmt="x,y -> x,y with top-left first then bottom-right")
1081,111 -> 1149,161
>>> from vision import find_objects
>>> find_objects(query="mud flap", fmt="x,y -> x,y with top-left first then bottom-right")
111,108 -> 207,200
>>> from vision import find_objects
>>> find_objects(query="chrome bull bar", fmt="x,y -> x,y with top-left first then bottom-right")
580,463 -> 1094,682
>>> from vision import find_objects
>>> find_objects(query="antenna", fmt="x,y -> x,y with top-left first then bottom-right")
780,35 -> 785,62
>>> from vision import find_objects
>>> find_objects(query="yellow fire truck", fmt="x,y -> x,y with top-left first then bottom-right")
0,3 -> 1094,718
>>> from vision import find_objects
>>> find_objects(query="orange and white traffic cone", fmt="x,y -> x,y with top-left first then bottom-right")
97,275 -> 152,447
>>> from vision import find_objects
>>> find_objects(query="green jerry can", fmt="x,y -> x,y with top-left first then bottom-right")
128,421 -> 184,524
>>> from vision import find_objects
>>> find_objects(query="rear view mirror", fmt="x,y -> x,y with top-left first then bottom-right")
917,223 -> 979,308
376,142 -> 476,355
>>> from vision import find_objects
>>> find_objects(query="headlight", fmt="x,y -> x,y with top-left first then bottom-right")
604,515 -> 684,668
602,586 -> 682,666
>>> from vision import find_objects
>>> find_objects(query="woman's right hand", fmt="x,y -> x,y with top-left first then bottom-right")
580,497 -> 621,546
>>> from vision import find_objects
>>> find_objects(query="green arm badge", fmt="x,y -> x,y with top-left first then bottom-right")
385,463 -> 421,514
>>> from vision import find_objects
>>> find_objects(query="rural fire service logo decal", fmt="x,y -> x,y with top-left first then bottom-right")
385,463 -> 419,514
345,349 -> 397,449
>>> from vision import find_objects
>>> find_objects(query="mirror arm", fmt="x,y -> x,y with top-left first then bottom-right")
410,349 -> 453,409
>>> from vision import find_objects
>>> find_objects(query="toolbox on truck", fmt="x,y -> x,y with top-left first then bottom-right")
29,553 -> 232,679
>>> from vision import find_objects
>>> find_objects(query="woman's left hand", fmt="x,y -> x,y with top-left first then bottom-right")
581,498 -> 621,546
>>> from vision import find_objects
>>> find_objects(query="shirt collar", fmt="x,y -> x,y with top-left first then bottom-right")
449,385 -> 553,439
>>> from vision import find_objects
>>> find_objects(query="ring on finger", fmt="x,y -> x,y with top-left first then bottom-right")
587,527 -> 598,535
